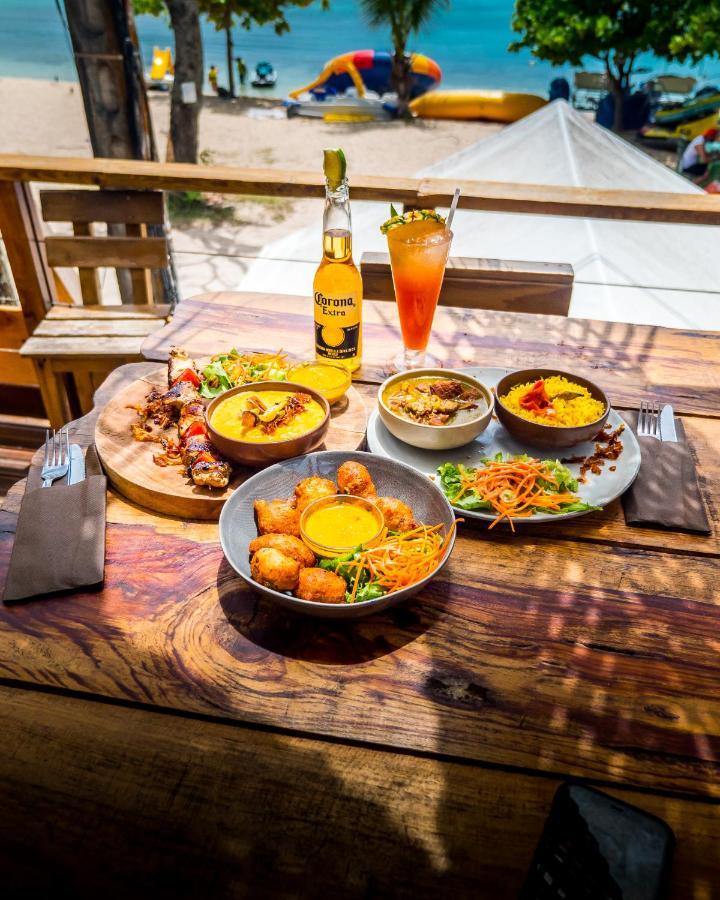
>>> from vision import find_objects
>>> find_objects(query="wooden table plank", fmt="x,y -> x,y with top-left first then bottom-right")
141,293 -> 720,418
2,492 -> 718,797
1,363 -> 718,801
1,685 -> 718,899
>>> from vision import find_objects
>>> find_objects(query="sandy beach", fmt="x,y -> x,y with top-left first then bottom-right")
0,76 -> 503,295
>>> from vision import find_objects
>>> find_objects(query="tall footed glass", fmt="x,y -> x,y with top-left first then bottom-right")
386,219 -> 453,370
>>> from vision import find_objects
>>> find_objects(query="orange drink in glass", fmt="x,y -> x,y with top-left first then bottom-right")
385,216 -> 452,370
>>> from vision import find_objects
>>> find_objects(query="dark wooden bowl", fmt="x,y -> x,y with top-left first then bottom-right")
494,368 -> 610,449
206,381 -> 330,466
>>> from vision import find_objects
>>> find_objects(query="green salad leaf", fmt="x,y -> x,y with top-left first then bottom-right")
436,462 -> 492,511
437,456 -> 599,518
319,548 -> 387,604
199,359 -> 232,398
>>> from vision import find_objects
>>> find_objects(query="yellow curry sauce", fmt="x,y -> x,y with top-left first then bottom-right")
303,501 -> 381,550
210,390 -> 325,443
287,362 -> 350,404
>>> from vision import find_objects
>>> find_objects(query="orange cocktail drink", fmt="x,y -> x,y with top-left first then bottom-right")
386,217 -> 452,369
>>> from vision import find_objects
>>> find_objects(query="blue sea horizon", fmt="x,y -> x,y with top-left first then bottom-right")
1,0 -> 718,98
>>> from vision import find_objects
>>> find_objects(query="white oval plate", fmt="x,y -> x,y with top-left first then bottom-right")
366,367 -> 641,524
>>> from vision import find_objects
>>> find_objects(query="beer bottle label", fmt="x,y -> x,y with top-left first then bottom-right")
314,291 -> 360,361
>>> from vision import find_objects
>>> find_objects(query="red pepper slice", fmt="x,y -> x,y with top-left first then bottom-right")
193,451 -> 217,466
181,420 -> 207,440
519,379 -> 552,412
172,367 -> 201,388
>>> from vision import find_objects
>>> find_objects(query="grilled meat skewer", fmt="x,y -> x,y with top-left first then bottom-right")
168,348 -> 231,488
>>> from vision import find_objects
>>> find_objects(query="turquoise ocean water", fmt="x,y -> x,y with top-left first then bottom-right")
1,0 -> 718,97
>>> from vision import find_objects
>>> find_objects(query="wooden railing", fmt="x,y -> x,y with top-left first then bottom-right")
1,154 -> 720,225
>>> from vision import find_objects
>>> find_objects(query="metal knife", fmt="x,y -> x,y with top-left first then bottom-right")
659,405 -> 678,442
68,444 -> 86,484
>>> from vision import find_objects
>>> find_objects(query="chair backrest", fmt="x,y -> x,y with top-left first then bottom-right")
654,75 -> 696,95
40,189 -> 168,305
360,253 -> 573,317
573,71 -> 608,91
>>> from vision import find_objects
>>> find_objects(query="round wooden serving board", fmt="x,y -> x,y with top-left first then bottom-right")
95,368 -> 369,520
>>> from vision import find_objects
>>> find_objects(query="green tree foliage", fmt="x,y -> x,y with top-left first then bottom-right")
509,0 -> 712,131
361,0 -> 449,117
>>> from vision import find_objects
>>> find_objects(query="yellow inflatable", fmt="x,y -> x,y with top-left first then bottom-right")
410,90 -> 547,123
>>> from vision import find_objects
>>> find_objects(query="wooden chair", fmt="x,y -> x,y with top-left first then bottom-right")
360,253 -> 573,317
20,189 -> 171,426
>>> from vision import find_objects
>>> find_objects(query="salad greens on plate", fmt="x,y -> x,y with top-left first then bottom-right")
437,454 -> 599,528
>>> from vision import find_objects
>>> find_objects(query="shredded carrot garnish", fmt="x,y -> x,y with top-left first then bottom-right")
346,519 -> 460,601
455,458 -> 580,532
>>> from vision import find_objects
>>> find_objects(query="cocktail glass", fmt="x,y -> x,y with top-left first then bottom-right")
386,220 -> 453,370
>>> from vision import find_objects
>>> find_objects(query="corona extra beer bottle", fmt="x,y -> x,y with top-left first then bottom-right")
313,149 -> 362,372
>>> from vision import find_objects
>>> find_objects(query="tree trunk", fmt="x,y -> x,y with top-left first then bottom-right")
166,0 -> 203,164
608,70 -> 624,132
391,51 -> 412,119
225,10 -> 235,98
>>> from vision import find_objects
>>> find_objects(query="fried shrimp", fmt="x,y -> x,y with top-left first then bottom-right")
248,533 -> 315,568
254,498 -> 301,536
337,461 -> 377,498
294,476 -> 337,513
296,567 -> 347,603
375,497 -> 417,533
250,547 -> 301,592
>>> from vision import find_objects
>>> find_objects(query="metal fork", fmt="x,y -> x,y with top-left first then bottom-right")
41,428 -> 70,487
637,400 -> 661,440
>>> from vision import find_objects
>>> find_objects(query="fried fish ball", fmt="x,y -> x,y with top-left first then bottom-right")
249,533 -> 315,568
294,476 -> 337,513
376,497 -> 416,533
254,498 -> 301,536
337,461 -> 377,498
296,567 -> 347,604
250,547 -> 301,592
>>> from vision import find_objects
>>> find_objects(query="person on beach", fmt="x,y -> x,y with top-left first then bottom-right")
208,65 -> 219,94
236,57 -> 247,88
680,128 -> 719,181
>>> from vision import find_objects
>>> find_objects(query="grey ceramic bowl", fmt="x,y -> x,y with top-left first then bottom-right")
219,450 -> 457,618
378,368 -> 493,450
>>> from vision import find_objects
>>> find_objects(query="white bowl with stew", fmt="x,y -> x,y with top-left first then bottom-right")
378,368 -> 493,450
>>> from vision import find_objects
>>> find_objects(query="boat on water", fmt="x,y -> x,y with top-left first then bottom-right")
652,85 -> 720,126
286,50 -> 440,120
146,46 -> 173,91
286,91 -> 395,122
252,62 -> 277,89
410,90 -> 547,123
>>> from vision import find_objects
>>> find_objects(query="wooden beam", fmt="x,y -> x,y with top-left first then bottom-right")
0,307 -> 30,350
45,236 -> 168,270
41,189 -> 165,225
0,181 -> 56,332
1,154 -> 719,225
360,253 -> 574,316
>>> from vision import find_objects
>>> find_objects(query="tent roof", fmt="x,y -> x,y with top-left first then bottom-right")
241,100 -> 720,330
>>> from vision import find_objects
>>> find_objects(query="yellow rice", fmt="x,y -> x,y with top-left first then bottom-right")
500,375 -> 605,428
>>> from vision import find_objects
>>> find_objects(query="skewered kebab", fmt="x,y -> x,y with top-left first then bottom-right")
131,347 -> 231,489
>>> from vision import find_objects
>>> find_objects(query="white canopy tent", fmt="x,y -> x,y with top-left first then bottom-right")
240,100 -> 720,330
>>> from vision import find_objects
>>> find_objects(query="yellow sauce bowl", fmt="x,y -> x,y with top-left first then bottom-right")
287,361 -> 351,405
300,494 -> 385,558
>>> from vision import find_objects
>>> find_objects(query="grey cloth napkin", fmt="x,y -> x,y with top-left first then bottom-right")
621,411 -> 710,534
2,446 -> 106,603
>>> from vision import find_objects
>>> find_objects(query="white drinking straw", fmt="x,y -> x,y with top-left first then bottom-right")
446,187 -> 461,229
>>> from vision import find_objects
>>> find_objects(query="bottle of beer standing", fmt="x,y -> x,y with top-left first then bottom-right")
313,149 -> 363,372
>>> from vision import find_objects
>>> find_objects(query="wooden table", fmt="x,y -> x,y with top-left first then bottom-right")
1,293 -> 719,898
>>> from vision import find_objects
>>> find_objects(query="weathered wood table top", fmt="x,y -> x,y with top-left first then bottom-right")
1,292 -> 719,898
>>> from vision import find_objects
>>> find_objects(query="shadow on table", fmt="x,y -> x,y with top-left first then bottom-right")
217,556 -> 441,664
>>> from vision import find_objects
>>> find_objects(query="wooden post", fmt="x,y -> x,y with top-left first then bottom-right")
0,181 -> 56,333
